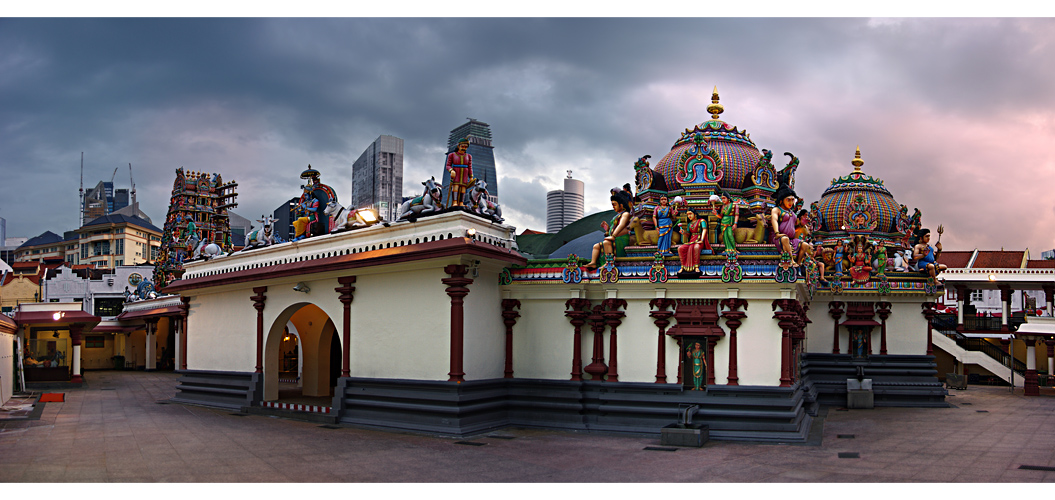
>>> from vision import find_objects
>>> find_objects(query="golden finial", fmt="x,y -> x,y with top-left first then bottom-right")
707,86 -> 724,120
851,146 -> 864,172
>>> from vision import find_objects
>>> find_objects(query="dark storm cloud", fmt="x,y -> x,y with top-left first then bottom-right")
1,18 -> 1053,252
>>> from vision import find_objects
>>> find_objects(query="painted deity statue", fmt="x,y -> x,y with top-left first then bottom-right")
294,185 -> 321,241
711,192 -> 739,256
686,342 -> 707,391
770,186 -> 815,267
584,192 -> 632,271
677,210 -> 709,273
848,237 -> 873,284
874,244 -> 889,276
445,137 -> 473,208
912,227 -> 947,279
652,195 -> 678,256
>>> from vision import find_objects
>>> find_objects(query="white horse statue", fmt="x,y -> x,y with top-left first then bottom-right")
464,179 -> 503,222
325,200 -> 362,232
398,177 -> 443,220
244,215 -> 276,249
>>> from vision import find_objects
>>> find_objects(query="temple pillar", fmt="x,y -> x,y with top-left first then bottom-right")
921,302 -> 936,356
584,305 -> 609,381
876,301 -> 891,356
1000,286 -> 1012,331
145,319 -> 158,371
829,301 -> 844,354
601,299 -> 626,382
335,276 -> 356,378
649,299 -> 676,383
773,300 -> 797,388
1024,338 -> 1039,396
501,299 -> 521,378
442,265 -> 473,383
955,286 -> 966,329
721,298 -> 748,386
564,299 -> 591,381
179,297 -> 190,370
250,287 -> 267,373
70,324 -> 84,384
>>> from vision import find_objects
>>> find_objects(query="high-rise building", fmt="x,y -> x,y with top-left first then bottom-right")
546,171 -> 585,233
82,181 -> 131,226
441,119 -> 498,206
273,197 -> 299,243
352,135 -> 404,222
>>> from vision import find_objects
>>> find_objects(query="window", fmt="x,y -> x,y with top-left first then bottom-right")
94,297 -> 124,317
970,290 -> 984,302
85,335 -> 105,348
81,245 -> 88,259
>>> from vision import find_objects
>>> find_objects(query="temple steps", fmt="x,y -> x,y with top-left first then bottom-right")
800,353 -> 948,407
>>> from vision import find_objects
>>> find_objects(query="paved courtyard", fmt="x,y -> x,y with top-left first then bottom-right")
2,370 -> 1055,483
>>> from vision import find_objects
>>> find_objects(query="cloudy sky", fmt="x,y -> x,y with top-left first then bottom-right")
2,16 -> 1054,254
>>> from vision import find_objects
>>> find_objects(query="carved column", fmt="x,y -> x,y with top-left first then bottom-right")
69,324 -> 84,384
442,265 -> 473,383
773,300 -> 797,388
584,305 -> 609,381
565,299 -> 591,381
921,302 -> 936,356
999,286 -> 1012,331
649,298 -> 676,383
250,287 -> 267,373
1024,337 -> 1039,396
876,301 -> 892,356
335,276 -> 356,378
601,299 -> 627,382
179,297 -> 190,370
720,298 -> 748,386
501,299 -> 521,378
829,301 -> 845,354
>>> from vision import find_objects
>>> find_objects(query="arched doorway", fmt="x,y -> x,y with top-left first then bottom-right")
264,303 -> 339,403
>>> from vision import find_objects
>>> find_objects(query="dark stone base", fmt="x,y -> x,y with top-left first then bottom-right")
801,353 -> 948,407
171,370 -> 256,410
661,423 -> 709,447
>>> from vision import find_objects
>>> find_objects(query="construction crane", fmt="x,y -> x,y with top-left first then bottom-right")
109,166 -> 118,184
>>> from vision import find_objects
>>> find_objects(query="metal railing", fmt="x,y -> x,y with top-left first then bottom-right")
941,330 -> 1026,374
933,312 -> 1027,332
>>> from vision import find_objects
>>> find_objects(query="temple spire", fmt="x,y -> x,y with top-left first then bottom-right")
851,146 -> 864,172
707,86 -> 724,120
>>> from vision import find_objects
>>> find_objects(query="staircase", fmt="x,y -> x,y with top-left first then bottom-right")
932,332 -> 1023,387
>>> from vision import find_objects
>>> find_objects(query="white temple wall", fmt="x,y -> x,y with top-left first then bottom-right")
807,309 -> 837,354
804,296 -> 931,356
509,293 -> 576,380
186,290 -> 255,372
0,331 -> 15,405
731,307 -> 783,386
885,301 -> 928,355
462,267 -> 505,381
615,299 -> 663,383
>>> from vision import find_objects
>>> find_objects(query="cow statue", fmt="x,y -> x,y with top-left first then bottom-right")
325,200 -> 363,232
398,177 -> 443,220
244,215 -> 276,249
463,179 -> 503,222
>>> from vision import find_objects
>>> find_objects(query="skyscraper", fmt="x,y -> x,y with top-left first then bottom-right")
352,135 -> 404,222
441,118 -> 497,206
546,171 -> 585,233
81,181 -> 130,225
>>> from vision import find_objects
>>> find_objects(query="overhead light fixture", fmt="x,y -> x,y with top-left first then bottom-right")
355,209 -> 380,226
988,274 -> 996,281
52,312 -> 64,321
466,228 -> 477,238
293,282 -> 311,293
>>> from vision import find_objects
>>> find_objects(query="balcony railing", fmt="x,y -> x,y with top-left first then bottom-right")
933,312 -> 1027,332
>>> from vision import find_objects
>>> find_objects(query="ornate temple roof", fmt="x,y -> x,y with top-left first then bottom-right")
813,148 -> 904,238
652,88 -> 762,192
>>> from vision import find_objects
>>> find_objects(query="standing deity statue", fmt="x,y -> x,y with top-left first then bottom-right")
686,342 -> 707,391
652,195 -> 678,256
711,191 -> 739,256
445,137 -> 473,208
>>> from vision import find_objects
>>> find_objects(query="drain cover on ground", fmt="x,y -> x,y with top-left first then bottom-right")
229,413 -> 248,417
835,408 -> 848,412
976,410 -> 989,413
643,447 -> 678,452
318,424 -> 341,429
1019,465 -> 1055,472
837,434 -> 855,439
99,388 -> 115,391
454,441 -> 486,446
838,452 -> 860,458
961,402 -> 972,405
486,435 -> 515,440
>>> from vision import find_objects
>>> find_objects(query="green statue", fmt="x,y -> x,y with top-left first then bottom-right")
710,191 -> 739,256
686,341 -> 707,391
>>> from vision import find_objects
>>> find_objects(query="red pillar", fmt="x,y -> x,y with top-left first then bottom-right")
721,298 -> 748,386
921,302 -> 936,356
335,276 -> 356,378
564,299 -> 590,381
442,265 -> 473,383
250,287 -> 267,373
583,305 -> 609,381
876,301 -> 891,356
773,303 -> 795,387
501,299 -> 521,379
649,299 -> 676,383
179,297 -> 190,370
829,301 -> 844,354
601,299 -> 626,382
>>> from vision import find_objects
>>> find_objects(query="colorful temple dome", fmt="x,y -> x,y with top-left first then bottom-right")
813,148 -> 904,237
653,88 -> 762,192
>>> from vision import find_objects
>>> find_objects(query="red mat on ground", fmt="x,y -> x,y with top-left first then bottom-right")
39,393 -> 64,403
